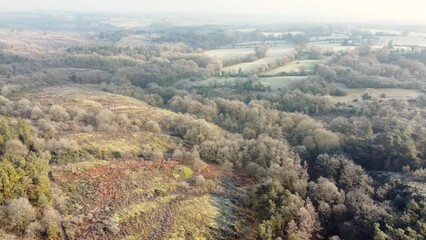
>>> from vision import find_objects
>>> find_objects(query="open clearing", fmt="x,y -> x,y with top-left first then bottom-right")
18,85 -> 174,121
259,76 -> 306,90
53,159 -> 248,239
263,60 -> 321,76
205,46 -> 294,60
331,88 -> 424,102
378,35 -> 426,47
16,85 -> 255,239
0,30 -> 92,56
193,76 -> 306,90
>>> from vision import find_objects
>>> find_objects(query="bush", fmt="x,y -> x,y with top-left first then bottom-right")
2,198 -> 36,234
194,175 -> 206,186
193,158 -> 207,173
95,109 -> 114,127
3,139 -> 28,156
49,105 -> 69,122
30,107 -> 44,120
413,168 -> 426,182
172,149 -> 184,161
37,119 -> 57,138
154,188 -> 167,197
143,120 -> 161,133
115,113 -> 131,128
181,166 -> 193,179
0,230 -> 18,240
151,150 -> 164,161
47,138 -> 78,155
46,222 -> 62,240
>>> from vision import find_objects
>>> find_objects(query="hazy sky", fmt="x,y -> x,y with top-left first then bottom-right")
1,0 -> 426,24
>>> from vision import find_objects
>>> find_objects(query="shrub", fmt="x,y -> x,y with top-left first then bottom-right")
30,107 -> 44,120
95,109 -> 114,127
101,217 -> 119,234
413,168 -> 426,182
3,139 -> 28,156
151,150 -> 164,162
154,188 -> 167,197
130,125 -> 140,132
49,105 -> 69,122
37,119 -> 57,138
194,175 -> 206,186
144,120 -> 161,133
46,222 -> 62,240
115,113 -> 131,128
46,138 -> 78,155
193,158 -> 207,173
172,149 -> 184,161
181,166 -> 193,179
2,198 -> 36,234
24,221 -> 42,239
0,230 -> 18,240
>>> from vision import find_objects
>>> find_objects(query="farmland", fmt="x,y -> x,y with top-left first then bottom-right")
331,88 -> 424,103
258,76 -> 306,89
262,60 -> 321,76
205,46 -> 294,60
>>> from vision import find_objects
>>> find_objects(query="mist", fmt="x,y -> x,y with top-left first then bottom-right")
1,0 -> 426,24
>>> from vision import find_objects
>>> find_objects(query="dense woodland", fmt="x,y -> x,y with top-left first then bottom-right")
0,19 -> 425,240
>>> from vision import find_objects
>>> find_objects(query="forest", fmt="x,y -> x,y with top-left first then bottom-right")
0,12 -> 425,240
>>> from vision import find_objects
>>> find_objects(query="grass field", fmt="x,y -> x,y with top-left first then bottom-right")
331,88 -> 424,103
221,58 -> 274,72
205,46 -> 294,60
378,35 -> 426,47
194,76 -> 305,90
0,29 -> 91,56
259,76 -> 306,90
263,60 -> 321,76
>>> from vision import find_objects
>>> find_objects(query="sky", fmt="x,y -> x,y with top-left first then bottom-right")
1,0 -> 426,24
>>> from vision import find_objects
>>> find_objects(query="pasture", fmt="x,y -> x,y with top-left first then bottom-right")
258,76 -> 306,90
331,88 -> 424,103
205,46 -> 294,60
263,60 -> 321,76
378,35 -> 426,47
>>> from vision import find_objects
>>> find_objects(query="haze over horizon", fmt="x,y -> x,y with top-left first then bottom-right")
1,0 -> 426,24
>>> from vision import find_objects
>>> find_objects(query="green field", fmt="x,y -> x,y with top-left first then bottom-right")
205,46 -> 294,60
331,88 -> 424,102
221,57 -> 276,73
258,76 -> 306,90
378,35 -> 426,47
194,76 -> 305,90
263,60 -> 321,76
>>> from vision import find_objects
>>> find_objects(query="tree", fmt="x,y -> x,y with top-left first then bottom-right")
253,181 -> 321,240
255,45 -> 269,59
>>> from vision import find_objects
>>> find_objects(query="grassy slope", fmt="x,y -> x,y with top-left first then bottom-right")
17,85 -> 255,240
